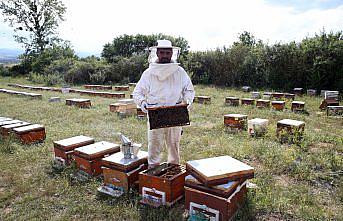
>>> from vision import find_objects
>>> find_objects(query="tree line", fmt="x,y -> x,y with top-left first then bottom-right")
0,1 -> 342,92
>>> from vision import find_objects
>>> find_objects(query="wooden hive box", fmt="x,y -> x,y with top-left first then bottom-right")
102,92 -> 126,99
247,118 -> 269,137
66,98 -> 91,108
242,86 -> 250,92
194,96 -> 211,104
291,101 -> 305,112
251,92 -> 260,99
256,99 -> 270,108
293,88 -> 303,96
271,101 -> 285,111
13,124 -> 46,144
271,92 -> 284,100
185,176 -> 247,221
327,106 -> 343,117
284,93 -> 295,100
73,141 -> 120,176
225,97 -> 239,106
307,89 -> 316,96
324,91 -> 339,101
139,163 -> 187,207
53,135 -> 95,165
114,86 -> 129,91
319,99 -> 339,110
110,99 -> 137,116
101,151 -> 148,192
224,114 -> 248,131
186,156 -> 254,186
276,119 -> 305,143
262,92 -> 272,99
241,98 -> 255,106
1,122 -> 31,137
147,104 -> 190,130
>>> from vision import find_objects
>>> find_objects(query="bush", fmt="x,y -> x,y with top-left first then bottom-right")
0,65 -> 10,76
28,72 -> 65,86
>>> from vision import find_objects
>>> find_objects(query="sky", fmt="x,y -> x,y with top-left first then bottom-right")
0,0 -> 342,55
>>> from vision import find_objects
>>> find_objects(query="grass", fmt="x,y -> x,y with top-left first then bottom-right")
0,76 -> 342,221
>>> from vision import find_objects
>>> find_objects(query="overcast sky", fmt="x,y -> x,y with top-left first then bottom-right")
0,0 -> 342,54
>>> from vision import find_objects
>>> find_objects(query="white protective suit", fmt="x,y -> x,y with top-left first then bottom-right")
133,62 -> 195,165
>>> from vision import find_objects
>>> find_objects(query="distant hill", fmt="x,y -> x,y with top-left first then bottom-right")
0,48 -> 23,64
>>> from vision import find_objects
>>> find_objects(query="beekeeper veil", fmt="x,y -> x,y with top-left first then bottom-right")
148,40 -> 180,64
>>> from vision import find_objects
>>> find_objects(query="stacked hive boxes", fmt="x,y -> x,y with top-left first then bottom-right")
185,156 -> 254,221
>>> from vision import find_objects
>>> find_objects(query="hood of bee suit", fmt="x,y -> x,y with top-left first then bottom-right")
148,63 -> 180,81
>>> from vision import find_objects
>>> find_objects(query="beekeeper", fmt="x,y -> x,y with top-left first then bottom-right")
133,39 -> 195,168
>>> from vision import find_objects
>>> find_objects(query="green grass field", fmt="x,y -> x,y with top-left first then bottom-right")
0,76 -> 342,221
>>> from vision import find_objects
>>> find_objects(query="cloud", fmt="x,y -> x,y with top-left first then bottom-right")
1,0 -> 342,53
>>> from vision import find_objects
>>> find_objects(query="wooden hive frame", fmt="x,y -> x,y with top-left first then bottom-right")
147,104 -> 190,130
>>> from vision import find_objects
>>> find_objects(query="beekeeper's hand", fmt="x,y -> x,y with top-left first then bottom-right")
141,101 -> 148,113
186,99 -> 193,111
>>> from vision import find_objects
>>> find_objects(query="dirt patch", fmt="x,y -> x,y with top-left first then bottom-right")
309,142 -> 335,153
274,174 -> 293,187
3,207 -> 12,215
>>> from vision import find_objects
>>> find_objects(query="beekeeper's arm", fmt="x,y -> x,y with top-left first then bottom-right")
133,71 -> 149,113
181,69 -> 195,109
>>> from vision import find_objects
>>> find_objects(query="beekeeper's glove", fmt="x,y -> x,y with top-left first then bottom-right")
186,99 -> 193,111
141,101 -> 148,113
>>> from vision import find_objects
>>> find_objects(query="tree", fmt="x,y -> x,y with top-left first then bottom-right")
102,34 -> 190,63
0,0 -> 66,54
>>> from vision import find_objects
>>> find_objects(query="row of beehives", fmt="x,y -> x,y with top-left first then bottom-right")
0,88 -> 42,99
62,97 -> 147,118
241,86 -> 336,97
53,134 -> 254,220
0,117 -> 46,144
194,95 -> 307,112
7,83 -> 134,99
84,83 -> 136,90
224,114 -> 305,142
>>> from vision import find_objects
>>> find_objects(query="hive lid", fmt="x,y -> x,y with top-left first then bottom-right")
53,135 -> 95,151
1,122 -> 30,129
186,156 -> 254,186
13,124 -> 44,133
224,114 -> 247,118
292,101 -> 305,105
67,98 -> 90,102
0,120 -> 23,126
248,118 -> 268,124
0,117 -> 12,122
74,141 -> 120,159
278,119 -> 305,126
102,151 -> 148,172
271,101 -> 285,104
